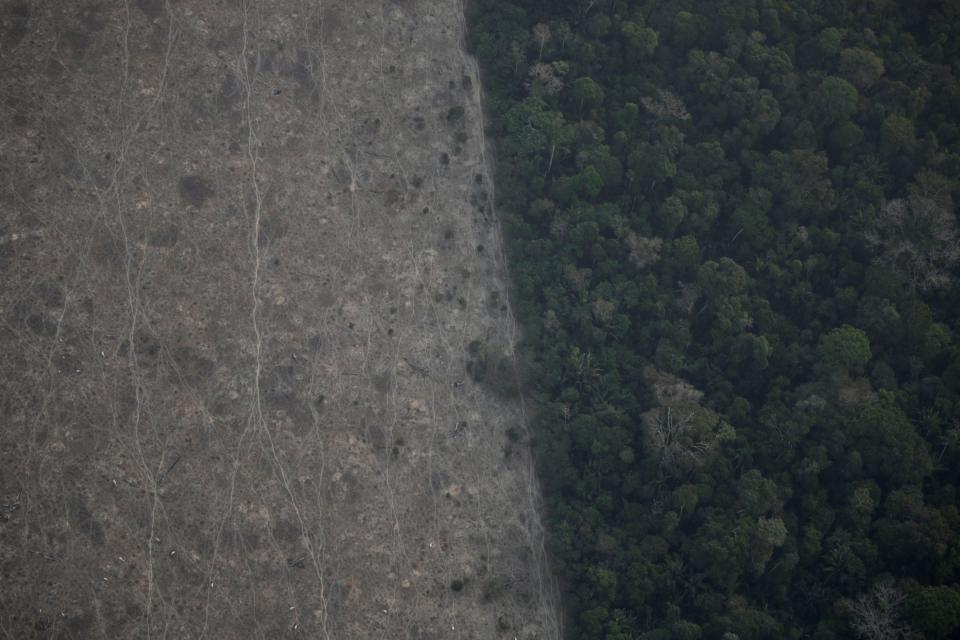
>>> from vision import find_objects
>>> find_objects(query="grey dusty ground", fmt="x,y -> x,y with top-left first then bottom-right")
0,1 -> 560,638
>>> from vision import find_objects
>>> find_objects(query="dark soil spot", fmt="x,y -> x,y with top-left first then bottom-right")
171,345 -> 214,385
26,314 -> 56,337
178,175 -> 215,208
1,4 -> 30,50
364,422 -> 386,450
135,0 -> 164,18
147,224 -> 179,248
275,519 -> 299,544
257,213 -> 287,248
33,282 -> 64,307
372,371 -> 392,393
68,492 -> 105,546
216,73 -> 241,112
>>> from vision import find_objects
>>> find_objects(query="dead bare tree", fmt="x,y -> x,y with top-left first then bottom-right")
640,369 -> 735,472
625,232 -> 663,269
644,406 -> 714,468
847,584 -> 911,640
526,63 -> 563,97
640,89 -> 692,121
862,195 -> 960,291
532,23 -> 551,62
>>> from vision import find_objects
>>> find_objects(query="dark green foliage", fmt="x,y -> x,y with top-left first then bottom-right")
820,325 -> 872,373
467,0 -> 960,638
814,76 -> 859,124
907,585 -> 960,639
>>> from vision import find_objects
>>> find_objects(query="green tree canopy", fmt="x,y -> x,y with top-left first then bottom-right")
820,325 -> 872,372
814,76 -> 859,124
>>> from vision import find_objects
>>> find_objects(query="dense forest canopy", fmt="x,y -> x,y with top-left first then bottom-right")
466,0 -> 960,638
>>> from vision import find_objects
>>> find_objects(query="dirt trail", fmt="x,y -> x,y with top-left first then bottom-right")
0,1 -> 559,638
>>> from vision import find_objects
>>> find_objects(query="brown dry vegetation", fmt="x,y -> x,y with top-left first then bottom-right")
0,1 -> 559,638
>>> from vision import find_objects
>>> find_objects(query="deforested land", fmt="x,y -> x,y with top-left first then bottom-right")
0,1 -> 561,638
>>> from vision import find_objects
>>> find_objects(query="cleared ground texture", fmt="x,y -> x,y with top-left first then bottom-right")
0,1 -> 560,638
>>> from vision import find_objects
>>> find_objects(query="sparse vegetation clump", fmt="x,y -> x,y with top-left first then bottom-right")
447,105 -> 466,123
466,339 -> 519,397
